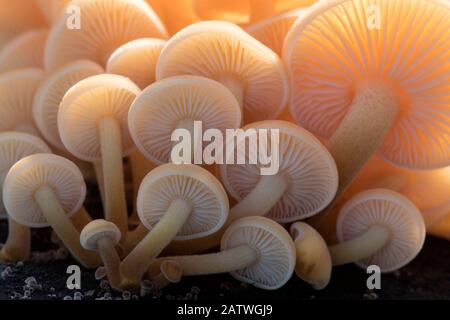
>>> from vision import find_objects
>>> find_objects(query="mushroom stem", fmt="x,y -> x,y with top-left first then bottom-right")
34,185 -> 100,268
71,207 -> 92,232
120,198 -> 192,289
99,117 -> 128,242
218,75 -> 244,111
328,224 -> 390,266
97,237 -> 122,289
159,245 -> 257,276
125,223 -> 148,253
93,162 -> 105,204
0,219 -> 30,262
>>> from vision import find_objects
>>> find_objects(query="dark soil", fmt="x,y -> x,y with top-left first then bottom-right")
0,183 -> 449,301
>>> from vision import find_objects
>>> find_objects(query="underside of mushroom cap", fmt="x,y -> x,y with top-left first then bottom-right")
106,38 -> 166,89
44,0 -> 168,70
0,68 -> 45,133
128,75 -> 242,164
246,8 -> 305,57
80,219 -> 121,250
3,154 -> 87,228
284,0 -> 450,170
137,163 -> 229,240
156,21 -> 289,123
220,120 -> 338,223
58,74 -> 141,162
33,60 -> 104,151
0,132 -> 52,215
221,216 -> 296,290
336,189 -> 426,272
0,29 -> 48,73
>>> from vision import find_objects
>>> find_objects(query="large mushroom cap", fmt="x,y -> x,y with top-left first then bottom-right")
246,8 -> 305,57
0,68 -> 45,134
0,29 -> 48,73
80,219 -> 121,250
128,75 -> 242,164
137,163 -> 229,240
221,120 -> 338,223
0,132 -> 52,216
156,21 -> 289,123
284,0 -> 450,170
221,216 -> 296,290
336,189 -> 426,272
44,0 -> 168,70
33,60 -> 104,151
106,38 -> 166,89
58,74 -> 141,162
3,154 -> 86,228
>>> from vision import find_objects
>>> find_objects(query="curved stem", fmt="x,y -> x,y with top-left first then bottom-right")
93,162 -> 105,204
0,219 -> 30,262
34,185 -> 100,268
70,207 -> 92,232
125,223 -> 148,253
97,237 -> 122,290
120,198 -> 192,289
159,245 -> 257,276
329,224 -> 390,266
99,118 -> 128,242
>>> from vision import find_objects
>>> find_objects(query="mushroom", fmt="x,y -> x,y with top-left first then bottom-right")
289,222 -> 331,290
145,0 -> 198,35
0,29 -> 48,73
0,0 -> 47,47
80,219 -> 122,288
58,74 -> 141,240
0,132 -> 51,262
246,8 -> 305,57
35,0 -> 70,25
428,211 -> 450,241
3,154 -> 100,268
283,0 -> 450,203
329,189 -> 426,272
0,68 -> 45,136
156,21 -> 289,123
44,0 -> 167,71
156,216 -> 296,290
119,163 -> 229,290
192,0 -> 316,24
165,119 -> 338,254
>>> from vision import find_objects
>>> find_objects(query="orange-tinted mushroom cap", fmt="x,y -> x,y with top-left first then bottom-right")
106,38 -> 166,89
336,189 -> 426,272
3,154 -> 86,228
58,74 -> 141,162
221,216 -> 296,290
284,0 -> 450,169
128,75 -> 242,165
44,0 -> 168,70
0,69 -> 45,134
137,163 -> 229,240
157,21 -> 289,123
33,60 -> 104,151
0,29 -> 48,73
221,120 -> 338,223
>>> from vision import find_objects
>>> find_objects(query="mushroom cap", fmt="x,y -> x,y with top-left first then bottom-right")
3,154 -> 87,228
35,0 -> 70,25
58,74 -> 141,162
221,216 -> 296,290
289,222 -> 331,290
44,0 -> 168,70
220,120 -> 339,223
80,219 -> 121,250
128,75 -> 242,165
336,189 -> 426,272
156,21 -> 289,123
0,68 -> 45,133
137,163 -> 229,240
246,8 -> 305,57
33,60 -> 104,151
284,0 -> 450,170
0,29 -> 48,73
0,132 -> 52,217
106,38 -> 166,89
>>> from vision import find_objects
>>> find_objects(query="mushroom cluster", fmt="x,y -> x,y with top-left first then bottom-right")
0,0 -> 448,296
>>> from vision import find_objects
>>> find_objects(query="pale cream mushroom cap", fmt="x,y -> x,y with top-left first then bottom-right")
80,219 -> 121,250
